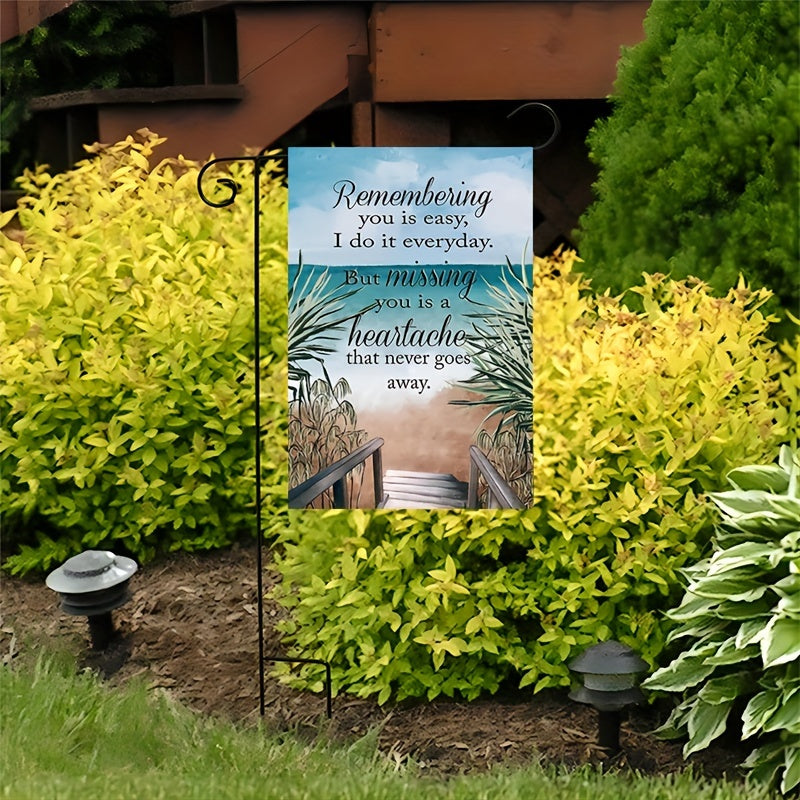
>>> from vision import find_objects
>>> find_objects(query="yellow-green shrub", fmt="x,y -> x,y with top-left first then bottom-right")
0,131 -> 288,573
273,250 -> 797,701
522,249 -> 795,685
778,330 -> 800,449
3,131 -> 796,702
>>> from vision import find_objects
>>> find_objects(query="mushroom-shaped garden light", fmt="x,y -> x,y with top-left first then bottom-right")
569,640 -> 647,755
46,550 -> 137,650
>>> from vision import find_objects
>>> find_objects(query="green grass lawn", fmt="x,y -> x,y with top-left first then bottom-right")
0,651 -> 775,800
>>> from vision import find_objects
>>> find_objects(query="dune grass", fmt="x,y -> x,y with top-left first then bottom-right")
0,651 -> 773,800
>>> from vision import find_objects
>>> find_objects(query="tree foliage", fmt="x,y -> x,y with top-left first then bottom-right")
1,1 -> 171,183
577,0 -> 799,327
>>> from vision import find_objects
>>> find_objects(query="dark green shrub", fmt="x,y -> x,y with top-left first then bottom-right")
1,1 -> 171,184
577,0 -> 800,329
0,131 -> 288,573
643,448 -> 800,795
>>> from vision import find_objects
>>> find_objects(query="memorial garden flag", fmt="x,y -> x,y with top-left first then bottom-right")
288,147 -> 533,509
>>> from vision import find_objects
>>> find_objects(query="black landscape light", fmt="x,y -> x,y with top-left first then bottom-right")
568,640 -> 647,755
46,550 -> 138,650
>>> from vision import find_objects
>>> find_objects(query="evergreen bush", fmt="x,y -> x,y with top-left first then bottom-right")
272,250 -> 797,702
1,1 -> 171,183
577,0 -> 799,329
0,131 -> 288,573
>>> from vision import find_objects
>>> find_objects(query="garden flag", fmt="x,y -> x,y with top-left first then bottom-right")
288,147 -> 533,509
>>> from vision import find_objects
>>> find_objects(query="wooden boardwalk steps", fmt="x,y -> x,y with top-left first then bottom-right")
379,469 -> 468,508
289,438 -> 522,510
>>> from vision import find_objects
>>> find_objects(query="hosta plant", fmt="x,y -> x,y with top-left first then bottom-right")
643,447 -> 800,795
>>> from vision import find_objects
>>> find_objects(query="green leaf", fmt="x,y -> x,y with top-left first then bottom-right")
666,617 -> 726,645
709,489 -> 781,518
715,597 -> 773,621
765,494 -> 800,521
742,689 -> 782,739
778,594 -> 800,616
518,670 -> 537,689
726,465 -> 789,493
684,699 -> 733,756
762,687 -> 800,733
784,744 -> 800,795
706,637 -> 760,667
743,740 -> 784,787
341,554 -> 357,582
465,615 -> 482,636
377,685 -> 391,705
643,648 -> 717,693
664,592 -> 720,622
336,590 -> 366,607
704,541 -> 776,575
775,573 -> 800,596
735,619 -> 768,650
762,616 -> 800,668
692,576 -> 769,603
698,671 -> 750,704
653,699 -> 692,740
732,512 -> 799,537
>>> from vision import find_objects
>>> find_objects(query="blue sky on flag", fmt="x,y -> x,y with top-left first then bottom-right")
289,147 -> 533,266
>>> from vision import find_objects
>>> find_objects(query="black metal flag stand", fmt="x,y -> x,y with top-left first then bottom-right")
196,103 -> 557,720
198,150 -> 332,719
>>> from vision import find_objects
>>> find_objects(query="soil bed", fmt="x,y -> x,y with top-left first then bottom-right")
1,542 -> 748,779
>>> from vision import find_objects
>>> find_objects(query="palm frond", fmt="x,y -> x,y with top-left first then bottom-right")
452,259 -> 533,435
288,253 -> 374,402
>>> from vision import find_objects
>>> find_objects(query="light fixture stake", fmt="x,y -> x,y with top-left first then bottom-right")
46,550 -> 138,650
568,640 -> 647,755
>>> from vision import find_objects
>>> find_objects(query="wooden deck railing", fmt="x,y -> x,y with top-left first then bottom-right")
288,437 -> 384,509
467,445 -> 524,509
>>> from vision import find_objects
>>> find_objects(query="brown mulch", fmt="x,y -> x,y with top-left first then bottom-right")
0,542 -> 749,779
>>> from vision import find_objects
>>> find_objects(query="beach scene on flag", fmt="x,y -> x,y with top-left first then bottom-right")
288,147 -> 533,510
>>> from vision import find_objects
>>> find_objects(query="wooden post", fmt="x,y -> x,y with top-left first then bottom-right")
467,458 -> 479,508
333,478 -> 346,509
372,447 -> 383,507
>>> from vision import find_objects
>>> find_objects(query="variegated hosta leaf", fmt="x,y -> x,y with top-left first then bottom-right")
735,618 -> 768,650
714,597 -> 773,621
780,530 -> 800,554
654,700 -> 693,740
666,617 -> 726,644
783,742 -> 800,794
642,648 -> 717,692
742,688 -> 783,739
762,616 -> 800,668
665,592 -> 720,622
684,698 -> 734,757
726,464 -> 790,493
761,688 -> 800,734
708,489 -> 781,518
708,637 -> 760,666
697,671 -> 752,704
703,541 -> 777,575
649,449 -> 800,793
